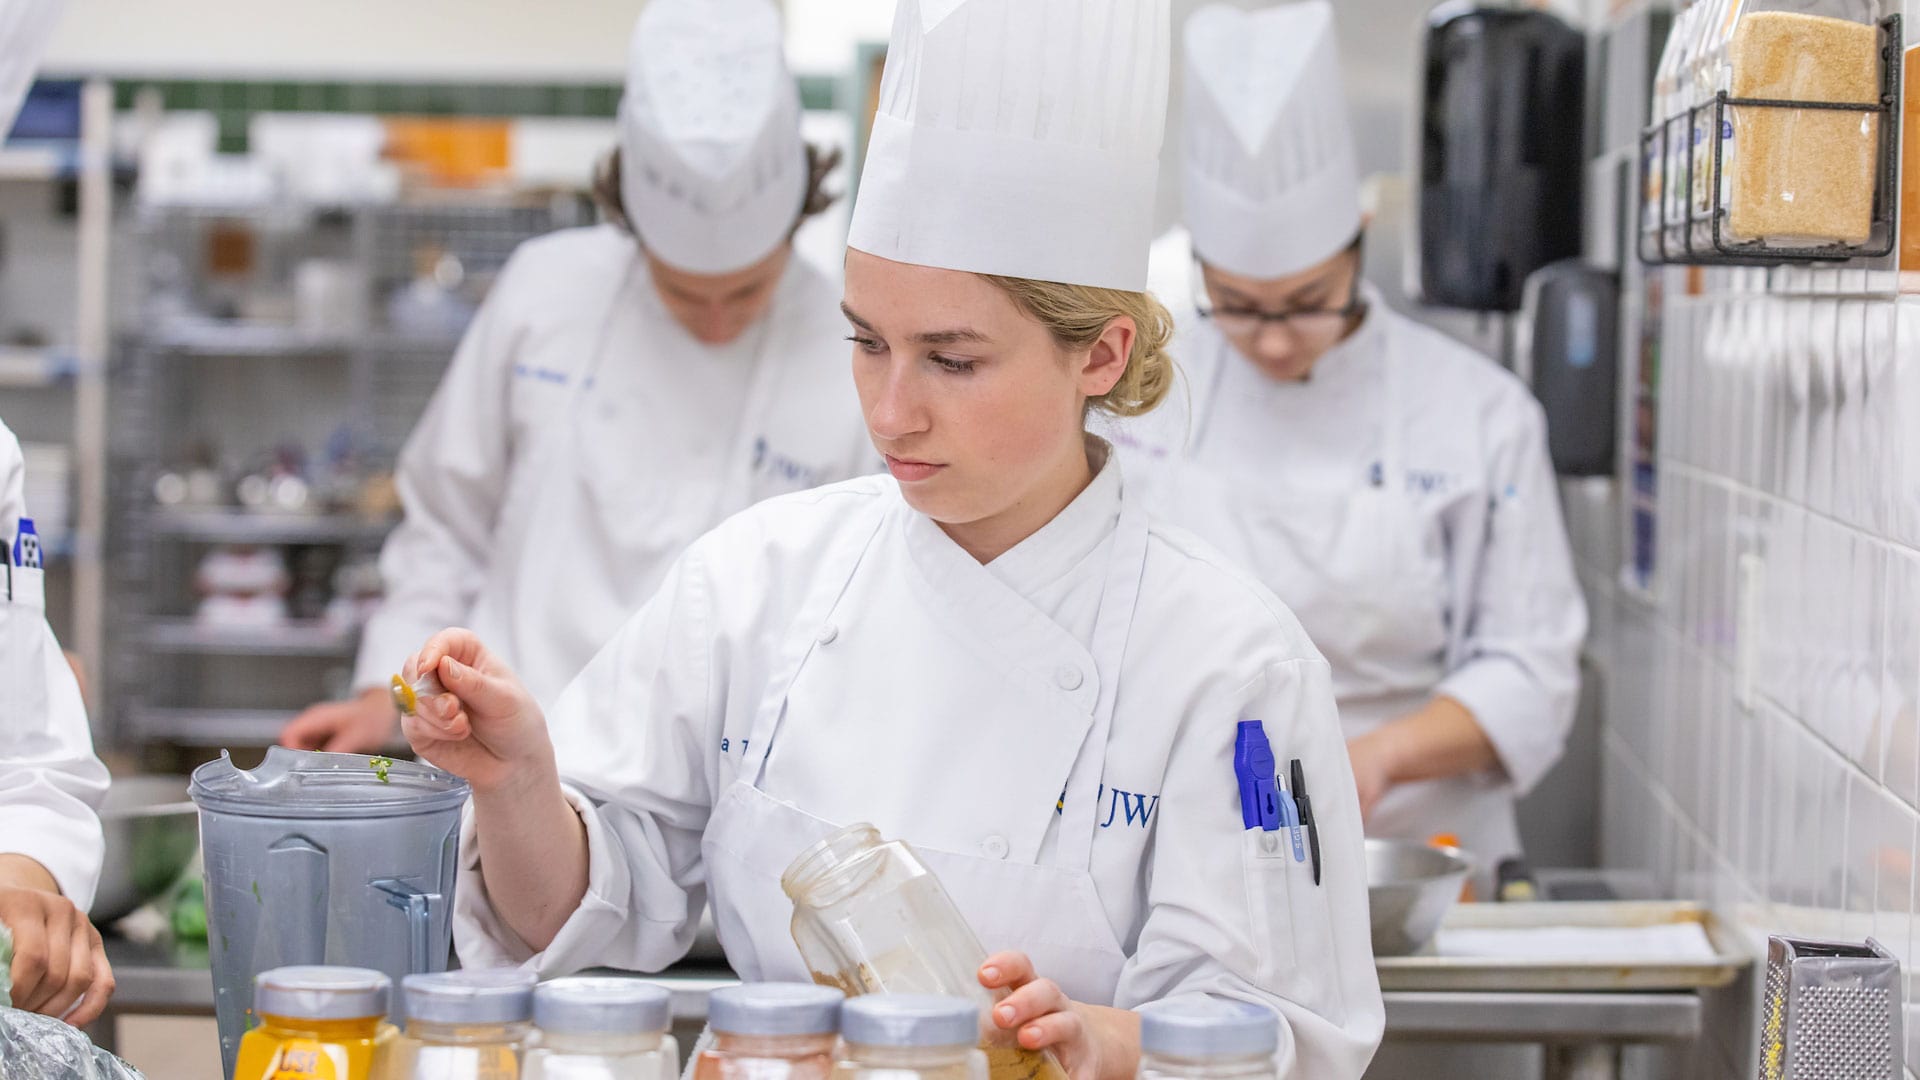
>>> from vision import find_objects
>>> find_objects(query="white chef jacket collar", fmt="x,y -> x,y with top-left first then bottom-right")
901,436 -> 1119,584
893,436 -> 1113,712
985,436 -> 1121,597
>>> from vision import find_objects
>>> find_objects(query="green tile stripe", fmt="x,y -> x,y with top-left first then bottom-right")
113,76 -> 838,153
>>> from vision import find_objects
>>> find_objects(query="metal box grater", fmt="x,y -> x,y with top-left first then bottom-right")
1758,936 -> 1901,1080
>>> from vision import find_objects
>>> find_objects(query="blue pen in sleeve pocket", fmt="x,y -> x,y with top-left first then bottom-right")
1233,720 -> 1282,831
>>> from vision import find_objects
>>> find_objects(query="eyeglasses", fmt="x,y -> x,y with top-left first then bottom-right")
1193,241 -> 1368,342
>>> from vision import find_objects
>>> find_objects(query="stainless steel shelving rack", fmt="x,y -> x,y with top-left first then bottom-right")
105,197 -> 573,749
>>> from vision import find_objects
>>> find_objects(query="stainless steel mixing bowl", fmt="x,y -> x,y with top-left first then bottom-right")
89,775 -> 199,925
1366,838 -> 1472,956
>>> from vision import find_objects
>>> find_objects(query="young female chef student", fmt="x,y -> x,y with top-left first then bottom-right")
282,0 -> 872,754
400,2 -> 1383,1079
1114,2 -> 1586,883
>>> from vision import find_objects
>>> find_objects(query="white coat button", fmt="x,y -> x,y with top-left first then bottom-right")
816,624 -> 839,645
1055,665 -> 1084,691
982,835 -> 1009,859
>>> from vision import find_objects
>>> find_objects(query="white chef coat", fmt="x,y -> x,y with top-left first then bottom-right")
1106,295 -> 1586,869
352,225 -> 875,706
452,445 -> 1384,1080
0,417 -> 107,910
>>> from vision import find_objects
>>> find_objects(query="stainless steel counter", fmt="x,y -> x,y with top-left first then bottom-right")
1381,990 -> 1701,1042
1381,991 -> 1705,1080
100,937 -> 215,1014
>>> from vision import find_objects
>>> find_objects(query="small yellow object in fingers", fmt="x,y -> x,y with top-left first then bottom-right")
389,670 -> 446,716
390,674 -> 417,715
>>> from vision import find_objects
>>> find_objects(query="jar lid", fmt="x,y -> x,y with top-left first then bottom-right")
1139,999 -> 1279,1058
841,994 -> 979,1048
534,977 -> 672,1034
707,983 -> 843,1036
254,966 -> 390,1020
402,969 -> 536,1025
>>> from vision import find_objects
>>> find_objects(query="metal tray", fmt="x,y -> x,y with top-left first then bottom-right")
1375,901 -> 1754,992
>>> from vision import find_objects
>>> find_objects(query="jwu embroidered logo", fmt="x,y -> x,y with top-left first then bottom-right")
1371,461 -> 1456,495
1056,784 -> 1161,830
1101,787 -> 1160,829
753,438 -> 823,490
512,363 -> 571,386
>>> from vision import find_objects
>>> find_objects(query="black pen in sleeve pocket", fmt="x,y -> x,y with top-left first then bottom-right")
1289,758 -> 1322,886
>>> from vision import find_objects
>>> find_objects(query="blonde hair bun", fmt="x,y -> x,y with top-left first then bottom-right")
981,275 -> 1176,418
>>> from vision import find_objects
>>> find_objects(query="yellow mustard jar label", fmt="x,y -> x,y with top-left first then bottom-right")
258,1040 -> 350,1080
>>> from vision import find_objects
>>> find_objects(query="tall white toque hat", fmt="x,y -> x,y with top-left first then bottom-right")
618,0 -> 808,275
847,0 -> 1173,292
1182,0 -> 1361,279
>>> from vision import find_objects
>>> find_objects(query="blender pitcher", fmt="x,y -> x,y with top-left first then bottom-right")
190,746 -> 469,1079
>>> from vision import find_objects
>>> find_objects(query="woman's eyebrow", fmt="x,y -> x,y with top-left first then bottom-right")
840,302 -> 876,331
911,327 -> 989,346
841,303 -> 989,346
1214,276 -> 1337,310
1281,275 -> 1339,305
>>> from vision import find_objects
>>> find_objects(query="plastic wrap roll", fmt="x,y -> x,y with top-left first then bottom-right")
0,1007 -> 148,1079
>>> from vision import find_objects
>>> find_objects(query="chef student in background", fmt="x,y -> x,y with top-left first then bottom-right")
1111,1 -> 1586,885
392,0 -> 1383,1076
0,0 -> 115,1030
1,416 -> 114,1027
283,0 -> 874,754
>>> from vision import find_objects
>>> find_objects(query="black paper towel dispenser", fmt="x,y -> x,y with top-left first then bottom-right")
1522,261 -> 1618,477
1414,4 -> 1587,312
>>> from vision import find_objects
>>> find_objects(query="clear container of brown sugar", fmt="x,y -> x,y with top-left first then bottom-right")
1720,0 -> 1884,246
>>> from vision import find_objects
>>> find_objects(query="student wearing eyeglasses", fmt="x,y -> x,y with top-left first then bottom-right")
1110,1 -> 1587,892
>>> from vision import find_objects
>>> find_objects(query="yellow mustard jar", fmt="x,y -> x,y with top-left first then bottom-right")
234,966 -> 395,1080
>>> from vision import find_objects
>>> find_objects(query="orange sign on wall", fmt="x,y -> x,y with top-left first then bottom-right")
383,118 -> 512,189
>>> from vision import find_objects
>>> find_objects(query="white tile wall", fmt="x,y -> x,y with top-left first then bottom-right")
1596,271 -> 1919,1076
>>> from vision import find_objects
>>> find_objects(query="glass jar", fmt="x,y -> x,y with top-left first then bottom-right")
388,969 -> 536,1080
693,984 -> 843,1080
832,995 -> 988,1080
523,977 -> 679,1080
234,966 -> 396,1080
1135,1000 -> 1279,1080
781,824 -> 1067,1080
1721,0 -> 1883,245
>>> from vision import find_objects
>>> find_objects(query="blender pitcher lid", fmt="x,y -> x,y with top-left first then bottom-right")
189,746 -> 470,819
